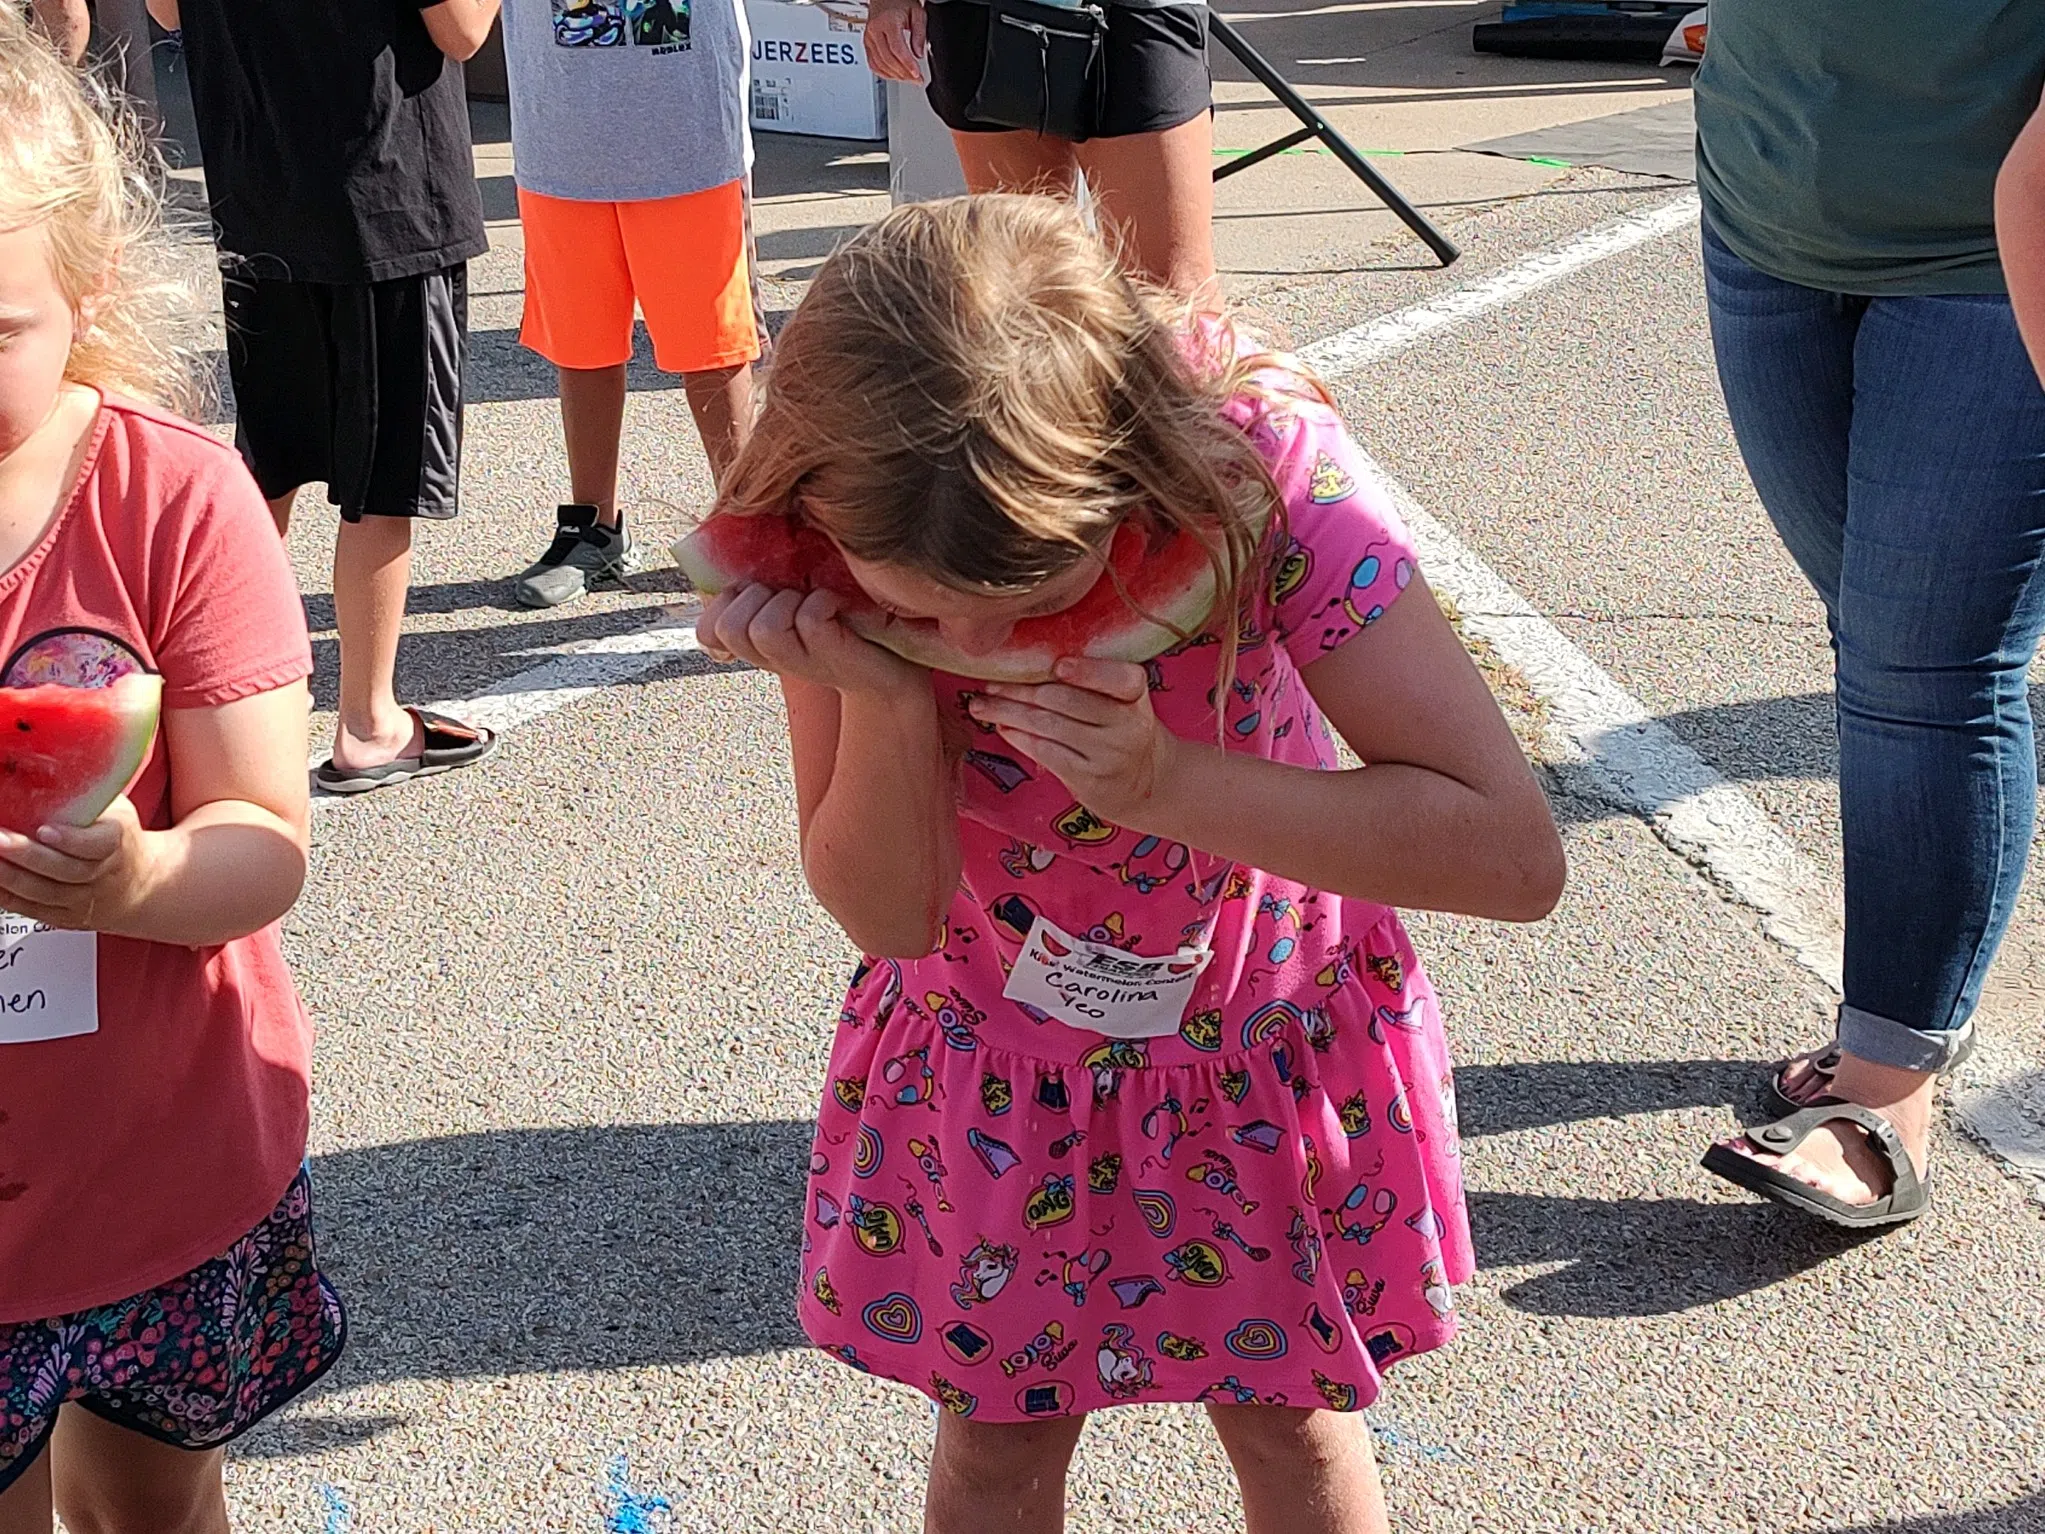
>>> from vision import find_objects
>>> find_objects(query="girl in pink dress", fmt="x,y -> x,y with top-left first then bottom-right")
700,195 -> 1565,1534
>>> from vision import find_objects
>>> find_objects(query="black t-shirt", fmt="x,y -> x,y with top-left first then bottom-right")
177,0 -> 489,284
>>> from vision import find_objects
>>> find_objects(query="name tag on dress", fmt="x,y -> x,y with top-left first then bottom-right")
1003,913 -> 1211,1040
0,916 -> 99,1044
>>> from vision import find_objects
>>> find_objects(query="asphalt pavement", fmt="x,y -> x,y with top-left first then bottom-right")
130,8 -> 2045,1530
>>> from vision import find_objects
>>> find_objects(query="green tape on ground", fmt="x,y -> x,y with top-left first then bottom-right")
1525,155 -> 1573,167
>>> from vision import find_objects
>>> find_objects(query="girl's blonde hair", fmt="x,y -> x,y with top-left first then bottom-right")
718,194 -> 1293,684
0,8 -> 203,412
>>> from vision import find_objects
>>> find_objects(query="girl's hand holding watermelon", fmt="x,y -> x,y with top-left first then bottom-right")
0,793 -> 147,931
968,656 -> 1180,827
701,580 -> 926,699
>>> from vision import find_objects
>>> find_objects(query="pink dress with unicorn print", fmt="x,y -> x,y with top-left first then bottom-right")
798,363 -> 1473,1422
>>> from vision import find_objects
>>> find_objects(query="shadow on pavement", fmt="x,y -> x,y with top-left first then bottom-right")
748,130 -> 888,201
1543,686 -> 2044,828
306,591 -> 713,713
232,1413 -> 410,1460
464,324 -> 684,405
302,568 -> 694,630
1469,1188 -> 1873,1317
1810,1494 -> 2045,1534
1454,1056 -> 1764,1138
308,1121 -> 813,1388
1651,689 -> 2045,787
1453,1056 -> 1875,1316
298,1059 -> 1833,1405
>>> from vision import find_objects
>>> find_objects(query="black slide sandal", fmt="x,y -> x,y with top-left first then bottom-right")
314,708 -> 498,795
1763,1027 -> 1978,1118
1702,1102 -> 1930,1229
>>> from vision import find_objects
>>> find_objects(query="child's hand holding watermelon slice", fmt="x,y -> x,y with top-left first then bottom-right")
0,792 -> 146,931
701,581 -> 928,700
968,656 -> 1179,827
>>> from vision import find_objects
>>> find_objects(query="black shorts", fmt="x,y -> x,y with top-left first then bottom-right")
223,263 -> 468,521
925,0 -> 1211,142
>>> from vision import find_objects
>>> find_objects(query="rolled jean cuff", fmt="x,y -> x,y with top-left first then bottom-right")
1837,1007 -> 1975,1073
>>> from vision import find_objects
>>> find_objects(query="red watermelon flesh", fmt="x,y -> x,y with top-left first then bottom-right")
0,673 -> 162,834
673,513 -> 1222,683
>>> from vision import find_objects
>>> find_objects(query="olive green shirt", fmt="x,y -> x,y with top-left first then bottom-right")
1695,0 -> 2045,295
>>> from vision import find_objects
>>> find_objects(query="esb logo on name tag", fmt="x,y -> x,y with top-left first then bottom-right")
0,914 -> 99,1044
1002,913 -> 1211,1040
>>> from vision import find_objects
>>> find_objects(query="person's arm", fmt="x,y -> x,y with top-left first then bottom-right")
704,584 -> 962,958
783,676 -> 961,957
0,682 -> 310,947
30,0 -> 92,59
1997,91 -> 2045,389
420,0 -> 500,62
969,576 -> 1567,923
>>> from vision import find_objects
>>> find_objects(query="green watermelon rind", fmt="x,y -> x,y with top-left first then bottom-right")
69,671 -> 161,825
673,520 -> 1225,685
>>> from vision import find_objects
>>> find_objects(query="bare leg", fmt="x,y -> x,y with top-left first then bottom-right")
681,362 -> 755,486
950,130 -> 1079,197
1075,114 -> 1219,300
1207,1405 -> 1390,1534
266,487 -> 299,539
559,363 -> 628,530
0,1436 -> 52,1534
329,514 -> 422,772
924,1413 -> 1087,1534
49,1405 -> 229,1534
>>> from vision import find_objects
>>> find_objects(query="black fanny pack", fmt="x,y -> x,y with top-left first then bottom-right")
964,0 -> 1108,140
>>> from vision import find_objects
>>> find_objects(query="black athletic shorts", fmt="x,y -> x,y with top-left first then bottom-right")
222,263 -> 468,521
925,0 -> 1212,142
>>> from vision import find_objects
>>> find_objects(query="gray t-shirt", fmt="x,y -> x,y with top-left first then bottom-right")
1696,0 -> 2045,296
504,0 -> 751,202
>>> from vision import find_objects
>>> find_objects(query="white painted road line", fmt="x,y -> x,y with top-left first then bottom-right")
1379,460 -> 1846,991
309,607 -> 714,805
425,608 -> 715,736
1365,456 -> 2044,1205
1298,193 -> 1703,380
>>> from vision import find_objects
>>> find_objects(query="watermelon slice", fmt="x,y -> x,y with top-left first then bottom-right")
673,514 -> 1224,683
0,673 -> 161,834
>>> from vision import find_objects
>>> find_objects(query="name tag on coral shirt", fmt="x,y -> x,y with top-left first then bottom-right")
1003,913 -> 1211,1039
0,915 -> 98,1044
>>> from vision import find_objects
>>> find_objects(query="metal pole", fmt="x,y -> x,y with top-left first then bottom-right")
1207,12 -> 1457,266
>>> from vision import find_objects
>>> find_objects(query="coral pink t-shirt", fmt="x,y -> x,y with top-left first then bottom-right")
0,395 -> 314,1324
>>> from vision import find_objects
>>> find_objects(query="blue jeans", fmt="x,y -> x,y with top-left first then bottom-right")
1701,222 -> 2045,1073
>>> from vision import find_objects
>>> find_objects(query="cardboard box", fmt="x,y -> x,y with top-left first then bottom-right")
747,0 -> 887,140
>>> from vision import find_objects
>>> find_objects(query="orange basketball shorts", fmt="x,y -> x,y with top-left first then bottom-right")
518,180 -> 761,375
